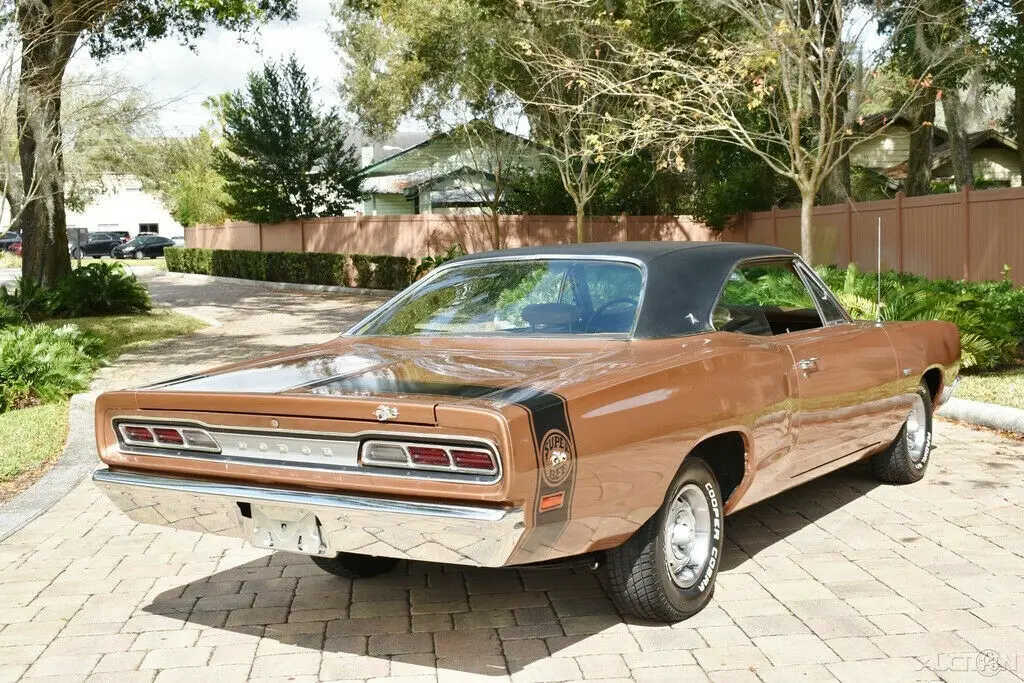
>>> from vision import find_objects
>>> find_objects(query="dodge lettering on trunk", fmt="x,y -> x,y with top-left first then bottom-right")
93,243 -> 960,621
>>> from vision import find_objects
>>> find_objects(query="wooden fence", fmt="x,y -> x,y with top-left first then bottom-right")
185,185 -> 1024,285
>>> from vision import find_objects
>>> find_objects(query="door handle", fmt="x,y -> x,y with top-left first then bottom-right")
796,357 -> 820,372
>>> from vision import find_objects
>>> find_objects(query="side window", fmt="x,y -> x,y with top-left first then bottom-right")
714,261 -> 824,336
798,265 -> 849,324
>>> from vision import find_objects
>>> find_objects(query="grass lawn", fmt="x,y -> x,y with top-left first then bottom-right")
956,366 -> 1024,411
54,309 -> 206,355
0,402 -> 69,496
0,309 -> 206,500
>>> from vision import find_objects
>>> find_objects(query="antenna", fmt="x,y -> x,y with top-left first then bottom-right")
876,217 -> 882,324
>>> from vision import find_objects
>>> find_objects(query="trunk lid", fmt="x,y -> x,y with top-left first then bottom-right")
134,336 -> 619,424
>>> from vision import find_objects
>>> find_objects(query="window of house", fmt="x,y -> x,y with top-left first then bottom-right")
713,260 -> 824,337
139,223 -> 158,234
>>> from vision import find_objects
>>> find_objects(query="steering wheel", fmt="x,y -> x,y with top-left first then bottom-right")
586,297 -> 639,331
593,296 -> 639,317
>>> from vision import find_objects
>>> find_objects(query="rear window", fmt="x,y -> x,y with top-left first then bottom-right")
355,258 -> 643,337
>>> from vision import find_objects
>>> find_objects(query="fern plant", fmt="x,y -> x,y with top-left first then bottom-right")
0,324 -> 106,412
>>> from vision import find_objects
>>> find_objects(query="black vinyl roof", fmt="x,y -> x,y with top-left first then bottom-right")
454,241 -> 799,338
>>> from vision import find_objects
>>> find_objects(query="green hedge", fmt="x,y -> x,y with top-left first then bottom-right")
350,255 -> 417,290
166,248 -> 414,290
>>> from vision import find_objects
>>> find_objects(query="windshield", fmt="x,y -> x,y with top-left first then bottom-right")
355,258 -> 644,337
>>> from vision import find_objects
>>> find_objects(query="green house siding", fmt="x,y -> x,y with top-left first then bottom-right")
365,193 -> 416,215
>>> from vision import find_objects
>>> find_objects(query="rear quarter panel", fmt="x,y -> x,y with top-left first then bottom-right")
881,320 -> 961,411
510,333 -> 798,564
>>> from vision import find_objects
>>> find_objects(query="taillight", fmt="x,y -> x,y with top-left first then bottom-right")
451,449 -> 495,471
122,426 -> 154,443
153,427 -> 184,445
408,446 -> 451,467
361,440 -> 498,477
117,423 -> 220,453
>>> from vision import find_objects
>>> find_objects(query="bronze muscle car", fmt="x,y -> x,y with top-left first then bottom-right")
93,242 -> 961,622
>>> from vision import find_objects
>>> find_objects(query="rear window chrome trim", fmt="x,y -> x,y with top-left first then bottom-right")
110,415 -> 502,485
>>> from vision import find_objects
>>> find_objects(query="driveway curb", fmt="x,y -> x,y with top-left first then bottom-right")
937,397 -> 1024,435
163,271 -> 399,297
0,391 -> 99,542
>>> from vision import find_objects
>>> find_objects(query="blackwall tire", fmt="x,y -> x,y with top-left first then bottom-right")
602,457 -> 725,622
871,382 -> 933,485
309,552 -> 399,579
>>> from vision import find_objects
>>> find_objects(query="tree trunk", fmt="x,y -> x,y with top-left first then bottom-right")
575,203 -> 586,244
17,3 -> 77,287
904,95 -> 936,197
1015,75 -> 1024,180
799,190 -> 814,264
941,89 -> 973,190
491,212 -> 501,250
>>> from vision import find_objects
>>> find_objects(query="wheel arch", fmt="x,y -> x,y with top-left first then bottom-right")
682,428 -> 751,512
922,366 -> 943,404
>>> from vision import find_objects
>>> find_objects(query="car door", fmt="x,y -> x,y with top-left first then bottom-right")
714,259 -> 899,480
781,262 -> 899,478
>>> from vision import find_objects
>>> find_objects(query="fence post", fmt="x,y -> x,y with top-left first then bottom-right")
771,206 -> 779,246
895,192 -> 904,272
962,186 -> 971,281
300,221 -> 306,253
257,223 -> 263,252
845,199 -> 853,266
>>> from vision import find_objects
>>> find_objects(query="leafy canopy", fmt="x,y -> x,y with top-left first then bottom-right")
214,55 -> 363,224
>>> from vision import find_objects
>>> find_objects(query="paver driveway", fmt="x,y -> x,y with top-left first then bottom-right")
2,275 -> 1023,682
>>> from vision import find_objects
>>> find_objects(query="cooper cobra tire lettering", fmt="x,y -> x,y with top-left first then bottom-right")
698,481 -> 723,593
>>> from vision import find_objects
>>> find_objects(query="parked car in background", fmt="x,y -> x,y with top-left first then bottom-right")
70,232 -> 120,259
0,231 -> 21,251
111,234 -> 175,259
8,239 -> 22,256
107,231 -> 131,244
92,242 -> 961,623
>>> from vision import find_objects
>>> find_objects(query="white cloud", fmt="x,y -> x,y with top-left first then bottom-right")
69,1 -> 343,136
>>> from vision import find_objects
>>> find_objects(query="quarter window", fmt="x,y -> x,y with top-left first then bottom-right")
714,261 -> 824,336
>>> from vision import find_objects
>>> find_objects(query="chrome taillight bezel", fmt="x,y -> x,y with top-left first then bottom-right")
116,422 -> 222,453
361,439 -> 500,477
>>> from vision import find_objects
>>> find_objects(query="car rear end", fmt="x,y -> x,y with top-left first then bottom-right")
92,388 -> 535,567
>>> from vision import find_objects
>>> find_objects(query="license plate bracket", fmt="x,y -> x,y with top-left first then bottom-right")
249,504 -> 326,555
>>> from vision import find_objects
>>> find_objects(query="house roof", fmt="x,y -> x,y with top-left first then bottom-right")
347,131 -> 432,167
858,109 -> 950,142
880,127 -> 1017,181
360,121 -> 534,178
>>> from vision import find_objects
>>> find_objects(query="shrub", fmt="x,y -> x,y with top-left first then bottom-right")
0,324 -> 105,412
165,247 -> 213,275
816,264 -> 1023,371
266,251 -> 347,285
415,243 -> 466,280
48,262 -> 151,317
1,263 -> 150,319
351,254 -> 416,290
211,249 -> 268,280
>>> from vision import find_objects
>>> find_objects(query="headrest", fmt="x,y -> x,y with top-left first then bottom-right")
521,303 -> 578,328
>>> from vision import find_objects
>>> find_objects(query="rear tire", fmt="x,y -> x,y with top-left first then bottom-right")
871,382 -> 933,484
603,457 -> 724,622
310,552 -> 399,579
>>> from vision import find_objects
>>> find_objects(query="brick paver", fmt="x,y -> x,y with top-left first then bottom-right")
2,276 -> 1024,681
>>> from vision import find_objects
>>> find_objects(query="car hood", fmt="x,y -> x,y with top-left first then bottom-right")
140,335 -> 624,404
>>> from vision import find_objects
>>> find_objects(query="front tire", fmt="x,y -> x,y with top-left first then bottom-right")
603,457 -> 724,622
310,552 -> 399,579
871,382 -> 933,484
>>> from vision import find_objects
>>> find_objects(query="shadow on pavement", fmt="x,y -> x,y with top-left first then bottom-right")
142,460 -> 882,676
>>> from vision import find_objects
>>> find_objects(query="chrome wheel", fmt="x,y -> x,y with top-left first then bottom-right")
905,394 -> 928,463
663,483 -> 712,589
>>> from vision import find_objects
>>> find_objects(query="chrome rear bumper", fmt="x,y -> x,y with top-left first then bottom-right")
93,468 -> 525,567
